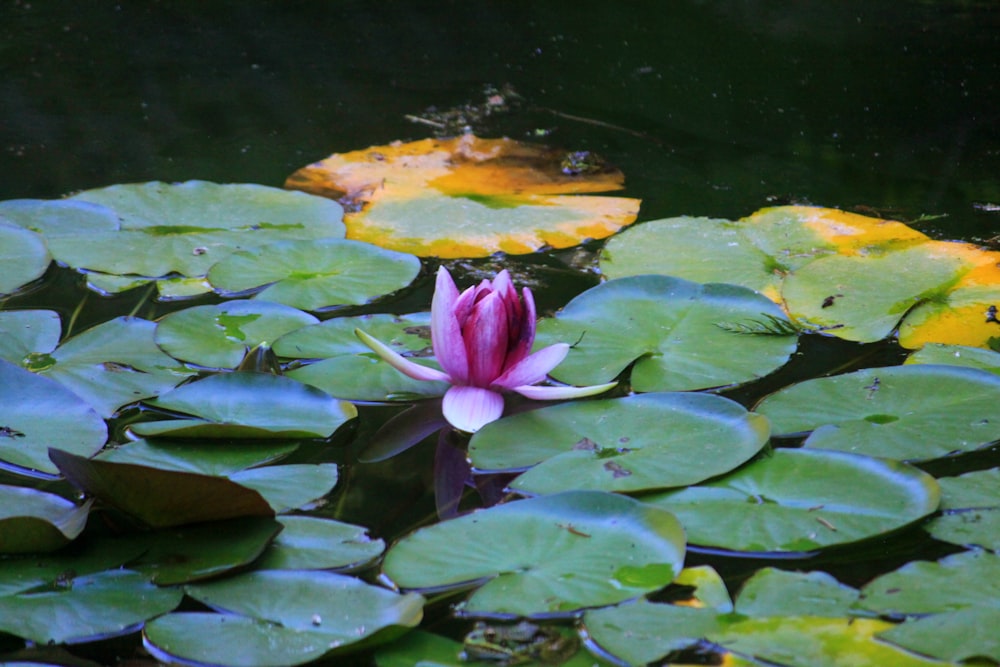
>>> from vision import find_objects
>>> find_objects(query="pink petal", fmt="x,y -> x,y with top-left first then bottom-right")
355,328 -> 451,383
492,343 -> 569,390
512,381 -> 618,401
431,267 -> 469,384
506,286 -> 536,367
442,385 -> 505,432
464,291 -> 508,386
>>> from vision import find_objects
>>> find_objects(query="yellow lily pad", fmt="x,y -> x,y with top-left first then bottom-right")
284,135 -> 640,258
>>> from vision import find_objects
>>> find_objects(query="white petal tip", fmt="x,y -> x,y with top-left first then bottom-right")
512,381 -> 618,401
442,385 -> 505,433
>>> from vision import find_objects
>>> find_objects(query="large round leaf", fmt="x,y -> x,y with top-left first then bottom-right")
0,309 -> 61,365
285,135 -> 640,258
0,485 -> 90,554
0,570 -> 182,645
155,300 -> 319,369
0,359 -> 107,475
126,517 -> 283,585
0,198 -> 120,237
146,571 -> 425,664
709,616 -> 946,667
642,448 -> 939,553
781,243 -> 967,343
733,568 -> 860,617
905,342 -> 1000,374
382,491 -> 685,616
256,516 -> 385,571
207,238 -> 421,311
468,393 -> 769,495
96,438 -> 299,476
0,221 -> 50,295
49,448 -> 275,528
755,365 -> 1000,461
132,372 -> 356,439
59,181 -> 344,278
923,467 -> 1000,551
229,464 -> 339,513
274,312 -> 432,360
535,275 -> 797,391
144,613 -> 332,667
0,536 -> 146,597
39,316 -> 195,418
277,312 -> 449,401
598,206 -> 932,303
858,550 -> 1000,662
583,599 -> 722,666
599,214 -> 830,300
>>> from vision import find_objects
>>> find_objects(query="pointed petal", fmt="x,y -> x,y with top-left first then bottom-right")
442,385 -> 505,433
464,291 -> 508,386
432,267 -> 469,383
512,381 -> 618,401
355,328 -> 451,383
492,343 -> 569,389
506,285 -> 536,367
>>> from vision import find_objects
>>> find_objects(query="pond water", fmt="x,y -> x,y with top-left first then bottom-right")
3,2 -> 1000,666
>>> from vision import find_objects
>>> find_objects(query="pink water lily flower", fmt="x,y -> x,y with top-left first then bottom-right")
356,266 -> 616,432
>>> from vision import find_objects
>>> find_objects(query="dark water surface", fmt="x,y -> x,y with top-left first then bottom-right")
3,1 -> 999,239
2,2 -> 1000,665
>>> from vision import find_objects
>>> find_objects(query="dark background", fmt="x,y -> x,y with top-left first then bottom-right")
3,0 -> 999,238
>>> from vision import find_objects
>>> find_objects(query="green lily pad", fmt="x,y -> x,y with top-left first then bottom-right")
642,449 -> 939,553
599,214 -> 832,298
0,310 -> 61,365
877,607 -> 1000,663
781,245 -> 966,343
382,491 -> 685,616
468,393 -> 769,495
49,448 -> 275,528
858,550 -> 1000,662
229,464 -> 339,513
96,438 -> 299,476
39,317 -> 194,418
58,181 -> 344,280
144,571 -> 424,665
858,549 -> 1000,615
0,221 -> 50,295
144,613 -> 334,667
274,312 -> 432,359
583,598 -> 722,666
154,300 -> 319,369
0,569 -> 182,645
289,355 -> 449,402
0,536 -> 146,597
734,568 -> 860,617
0,360 -> 107,476
255,516 -> 384,571
278,312 -> 448,400
0,485 -> 90,554
906,342 -> 1000,374
535,275 -> 797,391
126,517 -> 283,585
755,365 -> 1000,462
0,198 -> 120,237
132,372 -> 357,439
710,616 -> 948,667
924,468 -> 1000,551
82,271 -> 152,296
207,238 -> 421,311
